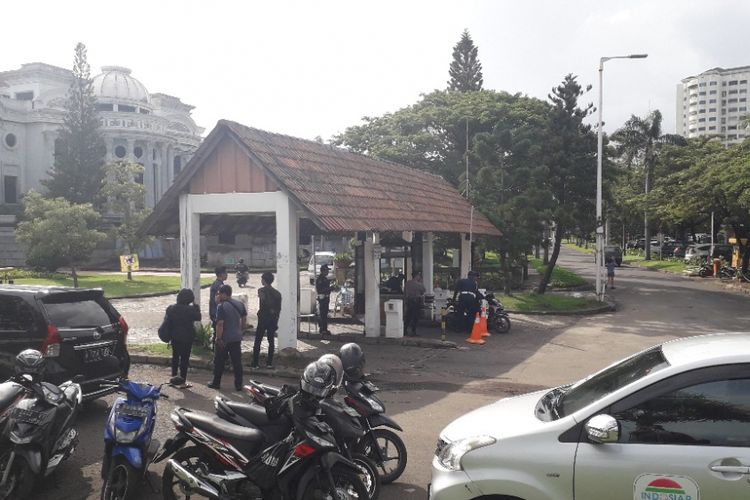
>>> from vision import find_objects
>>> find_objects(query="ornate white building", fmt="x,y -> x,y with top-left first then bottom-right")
0,63 -> 203,209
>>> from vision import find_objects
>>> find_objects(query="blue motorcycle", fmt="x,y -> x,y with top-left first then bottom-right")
101,380 -> 167,500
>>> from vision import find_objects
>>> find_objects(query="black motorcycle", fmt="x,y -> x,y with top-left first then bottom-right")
244,378 -> 407,485
236,271 -> 249,288
485,292 -> 512,334
0,357 -> 83,500
216,385 -> 380,499
445,292 -> 511,334
154,393 -> 368,499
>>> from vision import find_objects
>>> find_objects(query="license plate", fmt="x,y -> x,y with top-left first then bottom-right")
83,345 -> 112,363
12,408 -> 43,424
118,403 -> 148,418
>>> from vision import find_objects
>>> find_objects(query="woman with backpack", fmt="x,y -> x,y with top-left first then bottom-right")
163,288 -> 202,388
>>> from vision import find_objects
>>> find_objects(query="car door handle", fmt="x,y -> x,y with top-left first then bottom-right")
710,465 -> 750,474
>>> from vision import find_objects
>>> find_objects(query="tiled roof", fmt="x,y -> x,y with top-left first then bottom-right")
144,120 -> 500,236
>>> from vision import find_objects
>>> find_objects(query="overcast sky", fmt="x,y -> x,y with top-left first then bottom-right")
3,0 -> 749,140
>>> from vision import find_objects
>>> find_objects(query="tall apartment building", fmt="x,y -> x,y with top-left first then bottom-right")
676,66 -> 750,146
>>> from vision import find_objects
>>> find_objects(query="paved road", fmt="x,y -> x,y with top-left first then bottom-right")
29,247 -> 750,500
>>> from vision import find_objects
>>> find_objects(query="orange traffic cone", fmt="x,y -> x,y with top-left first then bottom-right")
479,303 -> 491,338
466,312 -> 486,345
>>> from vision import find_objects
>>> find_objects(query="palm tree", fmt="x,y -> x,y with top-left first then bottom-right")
612,110 -> 685,260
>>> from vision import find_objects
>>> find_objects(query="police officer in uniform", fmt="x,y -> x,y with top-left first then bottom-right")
452,270 -> 483,332
316,264 -> 332,336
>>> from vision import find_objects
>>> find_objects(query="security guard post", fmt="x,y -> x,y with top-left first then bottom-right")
316,264 -> 332,336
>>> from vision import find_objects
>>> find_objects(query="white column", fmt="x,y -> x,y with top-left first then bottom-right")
364,232 -> 381,337
179,193 -> 201,307
459,233 -> 471,278
422,232 -> 434,295
275,195 -> 299,350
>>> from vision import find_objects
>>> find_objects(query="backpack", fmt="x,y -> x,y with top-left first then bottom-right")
158,310 -> 172,343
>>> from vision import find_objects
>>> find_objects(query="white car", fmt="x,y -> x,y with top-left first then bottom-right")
430,332 -> 750,500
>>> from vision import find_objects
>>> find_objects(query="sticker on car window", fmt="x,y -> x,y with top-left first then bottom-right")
633,474 -> 699,500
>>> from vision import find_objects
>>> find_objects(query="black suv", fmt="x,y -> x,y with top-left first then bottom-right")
0,285 -> 130,400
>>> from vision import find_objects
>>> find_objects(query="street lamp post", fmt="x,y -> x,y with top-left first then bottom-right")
596,53 -> 647,302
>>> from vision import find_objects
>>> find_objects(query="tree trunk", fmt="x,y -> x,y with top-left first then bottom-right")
72,266 -> 79,288
501,251 -> 512,296
644,169 -> 651,260
538,225 -> 563,294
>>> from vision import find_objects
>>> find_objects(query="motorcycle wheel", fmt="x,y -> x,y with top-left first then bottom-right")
302,463 -> 369,500
491,315 -> 511,334
161,446 -> 211,500
0,451 -> 34,500
351,453 -> 381,500
101,457 -> 138,500
357,428 -> 407,484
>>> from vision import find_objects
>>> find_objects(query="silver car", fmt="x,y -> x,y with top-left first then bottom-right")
430,333 -> 750,499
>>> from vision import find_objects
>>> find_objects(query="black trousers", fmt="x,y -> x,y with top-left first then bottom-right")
457,295 -> 480,332
171,340 -> 193,380
404,298 -> 422,335
317,297 -> 330,332
211,341 -> 243,389
252,315 -> 278,366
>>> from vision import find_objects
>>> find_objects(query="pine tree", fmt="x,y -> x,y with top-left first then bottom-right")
43,43 -> 106,206
447,30 -> 484,92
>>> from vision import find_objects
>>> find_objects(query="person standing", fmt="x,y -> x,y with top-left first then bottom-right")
166,288 -> 201,388
251,271 -> 282,369
452,271 -> 482,332
403,271 -> 426,336
209,266 -> 228,342
316,264 -> 332,336
208,284 -> 247,391
606,257 -> 616,290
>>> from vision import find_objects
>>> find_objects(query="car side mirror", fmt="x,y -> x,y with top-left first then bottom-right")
585,414 -> 620,444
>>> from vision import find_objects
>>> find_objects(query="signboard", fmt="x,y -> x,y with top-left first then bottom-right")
119,254 -> 140,273
633,473 -> 699,500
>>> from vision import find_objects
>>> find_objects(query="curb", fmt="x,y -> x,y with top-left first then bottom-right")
129,354 -> 302,379
507,300 -> 616,316
297,333 -> 457,349
111,283 -> 212,300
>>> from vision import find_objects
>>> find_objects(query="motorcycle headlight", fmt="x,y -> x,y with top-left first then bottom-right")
363,396 -> 384,413
307,432 -> 336,449
115,425 -> 144,444
436,435 -> 496,471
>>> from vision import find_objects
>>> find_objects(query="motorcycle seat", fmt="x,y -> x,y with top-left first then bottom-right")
180,409 -> 265,443
226,400 -> 289,428
0,381 -> 23,411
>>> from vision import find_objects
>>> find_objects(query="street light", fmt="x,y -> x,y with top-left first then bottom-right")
596,53 -> 648,302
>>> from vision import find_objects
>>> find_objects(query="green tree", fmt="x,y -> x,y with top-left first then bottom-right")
537,75 -> 597,294
15,191 -> 106,287
100,161 -> 153,280
611,110 -> 685,259
448,29 -> 483,92
43,43 -> 106,206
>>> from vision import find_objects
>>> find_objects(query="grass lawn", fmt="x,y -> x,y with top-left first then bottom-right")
624,255 -> 687,274
129,343 -> 213,359
15,274 -> 213,299
502,293 -> 600,313
563,241 -> 595,254
529,257 -> 588,288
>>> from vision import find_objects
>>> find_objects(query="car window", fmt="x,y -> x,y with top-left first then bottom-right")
0,296 -> 36,331
42,297 -> 113,328
615,378 -> 750,446
558,347 -> 669,417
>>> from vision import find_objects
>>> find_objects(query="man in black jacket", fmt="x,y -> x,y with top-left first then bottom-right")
251,271 -> 282,369
166,288 -> 202,388
315,264 -> 332,336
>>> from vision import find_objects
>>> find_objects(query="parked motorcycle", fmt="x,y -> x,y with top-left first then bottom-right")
484,292 -> 512,334
101,379 -> 168,500
445,293 -> 511,334
154,362 -> 368,499
243,375 -> 407,485
0,350 -> 83,500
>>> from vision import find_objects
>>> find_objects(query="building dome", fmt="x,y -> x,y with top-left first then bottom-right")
92,66 -> 150,104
